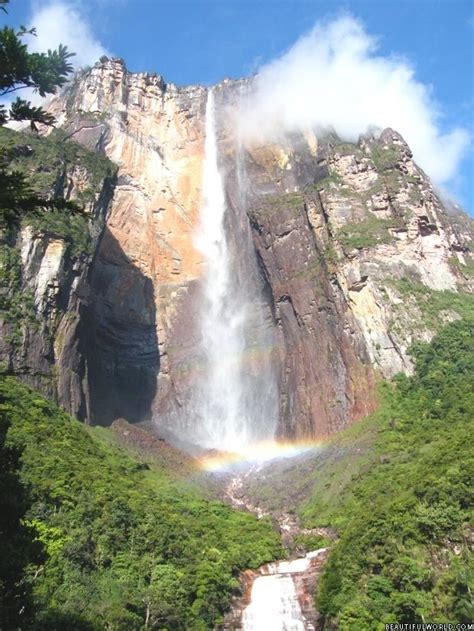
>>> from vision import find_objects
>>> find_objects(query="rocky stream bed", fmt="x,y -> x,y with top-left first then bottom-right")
218,463 -> 335,630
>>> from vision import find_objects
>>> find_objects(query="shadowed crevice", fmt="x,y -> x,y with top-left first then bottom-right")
81,227 -> 159,425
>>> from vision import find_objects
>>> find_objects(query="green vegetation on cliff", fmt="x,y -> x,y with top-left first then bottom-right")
0,126 -> 116,257
0,127 -> 115,202
300,320 -> 473,628
337,215 -> 397,250
0,126 -> 116,357
1,0 -> 81,232
0,378 -> 283,630
0,243 -> 39,350
389,279 -> 474,337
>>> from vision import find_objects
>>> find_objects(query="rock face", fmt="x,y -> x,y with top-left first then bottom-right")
0,132 -> 116,419
44,58 -> 209,425
2,58 -> 472,440
229,123 -> 473,435
214,83 -> 472,436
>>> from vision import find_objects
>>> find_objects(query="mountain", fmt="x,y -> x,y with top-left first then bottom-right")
1,57 -> 472,440
1,56 -> 473,630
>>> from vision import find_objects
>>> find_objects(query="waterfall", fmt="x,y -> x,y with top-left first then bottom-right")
242,574 -> 305,631
241,551 -> 327,630
189,88 -> 278,452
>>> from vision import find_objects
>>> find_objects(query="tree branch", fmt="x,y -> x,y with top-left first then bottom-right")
0,84 -> 35,97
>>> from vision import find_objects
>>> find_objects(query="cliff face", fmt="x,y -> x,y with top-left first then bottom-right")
229,122 -> 473,436
45,59 -> 208,425
0,127 -> 116,418
2,58 -> 472,440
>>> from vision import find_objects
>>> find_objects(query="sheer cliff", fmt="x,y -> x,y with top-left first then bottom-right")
0,126 -> 116,418
1,57 -> 472,440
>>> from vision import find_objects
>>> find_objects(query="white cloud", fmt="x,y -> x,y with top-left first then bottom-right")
240,15 -> 470,186
26,1 -> 110,69
4,1 -> 111,113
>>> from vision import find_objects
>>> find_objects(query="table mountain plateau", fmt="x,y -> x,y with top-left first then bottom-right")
1,56 -> 472,443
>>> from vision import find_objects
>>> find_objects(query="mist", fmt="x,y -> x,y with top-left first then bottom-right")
240,15 -> 469,186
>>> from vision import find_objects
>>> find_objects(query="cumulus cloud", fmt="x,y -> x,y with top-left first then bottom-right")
26,1 -> 110,69
5,1 -> 111,113
240,15 -> 470,186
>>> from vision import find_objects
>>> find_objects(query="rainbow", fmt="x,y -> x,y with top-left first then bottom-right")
198,439 -> 326,472
166,342 -> 279,384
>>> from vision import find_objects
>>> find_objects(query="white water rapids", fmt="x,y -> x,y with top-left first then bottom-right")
243,574 -> 304,631
242,550 -> 326,631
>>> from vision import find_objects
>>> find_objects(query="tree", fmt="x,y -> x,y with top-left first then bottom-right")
0,409 -> 44,628
0,0 -> 74,129
141,564 -> 188,629
0,0 -> 78,229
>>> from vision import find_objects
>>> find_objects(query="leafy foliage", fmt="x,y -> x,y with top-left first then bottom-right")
0,244 -> 38,347
0,0 -> 74,128
0,0 -> 81,231
0,125 -> 116,352
449,254 -> 474,279
369,144 -> 402,171
0,377 -> 283,629
0,406 -> 43,629
0,126 -> 115,198
390,278 -> 474,333
0,125 -> 116,254
0,147 -> 79,230
304,320 -> 474,628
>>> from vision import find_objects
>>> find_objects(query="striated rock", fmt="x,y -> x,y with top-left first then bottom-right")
0,133 -> 116,417
46,58 -> 208,423
238,124 -> 472,385
3,58 -> 472,441
82,227 -> 160,424
245,188 -> 376,436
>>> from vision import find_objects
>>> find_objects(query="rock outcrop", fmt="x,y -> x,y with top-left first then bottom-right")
2,57 -> 472,440
215,83 -> 472,436
0,127 -> 116,418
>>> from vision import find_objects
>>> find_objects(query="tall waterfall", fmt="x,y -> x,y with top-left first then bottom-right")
190,89 -> 278,452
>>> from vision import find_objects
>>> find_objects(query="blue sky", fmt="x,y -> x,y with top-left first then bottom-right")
5,0 -> 474,213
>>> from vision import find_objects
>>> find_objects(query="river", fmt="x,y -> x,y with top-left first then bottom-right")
221,466 -> 332,630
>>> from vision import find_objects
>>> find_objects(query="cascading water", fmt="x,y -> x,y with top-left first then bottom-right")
156,89 -> 327,630
190,88 -> 278,452
243,574 -> 305,631
241,551 -> 327,631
